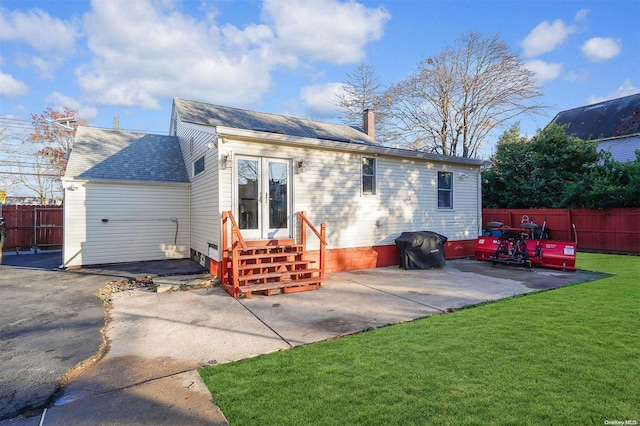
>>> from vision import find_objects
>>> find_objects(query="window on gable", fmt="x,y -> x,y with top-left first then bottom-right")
194,155 -> 205,176
437,171 -> 453,209
362,157 -> 376,195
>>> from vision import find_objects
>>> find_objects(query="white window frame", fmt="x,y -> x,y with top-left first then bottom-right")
361,156 -> 377,196
437,170 -> 453,210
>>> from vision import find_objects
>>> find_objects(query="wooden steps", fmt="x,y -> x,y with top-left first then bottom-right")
227,240 -> 323,298
238,277 -> 322,298
237,269 -> 322,283
221,211 -> 327,298
238,260 -> 315,271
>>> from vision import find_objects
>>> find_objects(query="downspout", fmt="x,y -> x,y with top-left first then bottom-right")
188,184 -> 191,257
477,167 -> 483,237
60,183 -> 67,268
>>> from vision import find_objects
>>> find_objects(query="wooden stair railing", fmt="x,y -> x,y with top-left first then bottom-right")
298,211 -> 327,280
221,211 -> 327,298
221,211 -> 247,297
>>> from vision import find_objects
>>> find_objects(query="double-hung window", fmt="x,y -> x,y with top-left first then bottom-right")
362,157 -> 376,195
437,171 -> 453,209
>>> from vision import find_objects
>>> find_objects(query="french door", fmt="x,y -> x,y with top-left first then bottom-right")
235,156 -> 290,240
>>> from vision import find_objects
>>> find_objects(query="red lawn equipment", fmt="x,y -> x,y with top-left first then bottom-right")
475,216 -> 577,271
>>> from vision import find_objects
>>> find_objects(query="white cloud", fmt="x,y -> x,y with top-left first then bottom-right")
0,8 -> 79,75
46,92 -> 98,121
15,53 -> 64,80
521,10 -> 588,58
263,0 -> 390,65
565,70 -> 590,83
521,20 -> 575,57
300,82 -> 344,116
581,37 -> 622,62
588,79 -> 639,104
574,9 -> 590,25
76,0 -> 390,110
525,60 -> 563,83
0,71 -> 29,97
0,8 -> 78,52
78,0 -> 277,109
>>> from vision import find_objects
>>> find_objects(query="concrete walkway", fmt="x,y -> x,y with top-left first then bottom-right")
1,254 -> 602,425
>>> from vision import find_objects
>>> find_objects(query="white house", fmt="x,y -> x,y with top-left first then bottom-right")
552,92 -> 640,163
63,98 -> 483,296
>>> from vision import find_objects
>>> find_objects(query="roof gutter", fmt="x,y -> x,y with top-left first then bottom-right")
215,126 -> 483,167
62,177 -> 191,187
591,133 -> 640,143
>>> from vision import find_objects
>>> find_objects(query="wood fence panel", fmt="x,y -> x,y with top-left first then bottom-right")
482,208 -> 640,254
572,209 -> 606,250
572,208 -> 640,253
482,208 -> 572,241
1,205 -> 63,252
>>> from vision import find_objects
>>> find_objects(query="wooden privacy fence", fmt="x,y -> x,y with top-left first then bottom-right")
482,208 -> 640,255
0,205 -> 63,253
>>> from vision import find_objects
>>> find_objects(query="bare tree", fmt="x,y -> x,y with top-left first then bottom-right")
0,107 -> 87,204
385,32 -> 547,158
333,64 -> 393,143
0,128 -> 13,197
0,134 -> 60,204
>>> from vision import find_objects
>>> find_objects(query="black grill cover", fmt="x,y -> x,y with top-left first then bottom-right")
395,231 -> 448,270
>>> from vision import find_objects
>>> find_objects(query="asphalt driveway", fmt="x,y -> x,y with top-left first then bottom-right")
0,252 -> 206,422
0,252 -> 603,424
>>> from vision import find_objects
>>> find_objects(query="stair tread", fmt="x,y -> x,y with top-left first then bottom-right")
239,244 -> 303,253
236,252 -> 305,261
239,277 -> 324,292
237,269 -> 322,282
238,260 -> 315,271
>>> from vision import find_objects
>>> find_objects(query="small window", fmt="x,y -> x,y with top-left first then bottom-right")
362,157 -> 376,195
194,155 -> 205,176
437,171 -> 453,209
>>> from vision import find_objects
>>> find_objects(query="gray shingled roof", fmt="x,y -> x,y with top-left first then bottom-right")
173,97 -> 380,146
552,93 -> 640,140
65,127 -> 189,183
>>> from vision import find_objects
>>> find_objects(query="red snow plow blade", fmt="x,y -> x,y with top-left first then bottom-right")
475,220 -> 577,271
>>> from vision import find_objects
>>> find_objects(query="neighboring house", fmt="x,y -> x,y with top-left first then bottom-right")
552,92 -> 640,163
63,98 -> 484,290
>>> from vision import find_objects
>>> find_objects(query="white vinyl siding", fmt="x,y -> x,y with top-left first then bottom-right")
172,115 -> 220,260
216,138 -> 481,252
63,181 -> 190,267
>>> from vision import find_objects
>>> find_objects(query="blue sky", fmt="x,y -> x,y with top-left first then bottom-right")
1,0 -> 639,155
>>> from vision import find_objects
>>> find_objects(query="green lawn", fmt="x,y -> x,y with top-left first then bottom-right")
200,253 -> 639,425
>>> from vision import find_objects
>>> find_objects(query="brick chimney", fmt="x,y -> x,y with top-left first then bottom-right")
363,109 -> 375,138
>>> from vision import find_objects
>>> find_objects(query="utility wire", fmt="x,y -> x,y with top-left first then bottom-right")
0,160 -> 56,167
0,117 -> 168,135
0,171 -> 61,177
